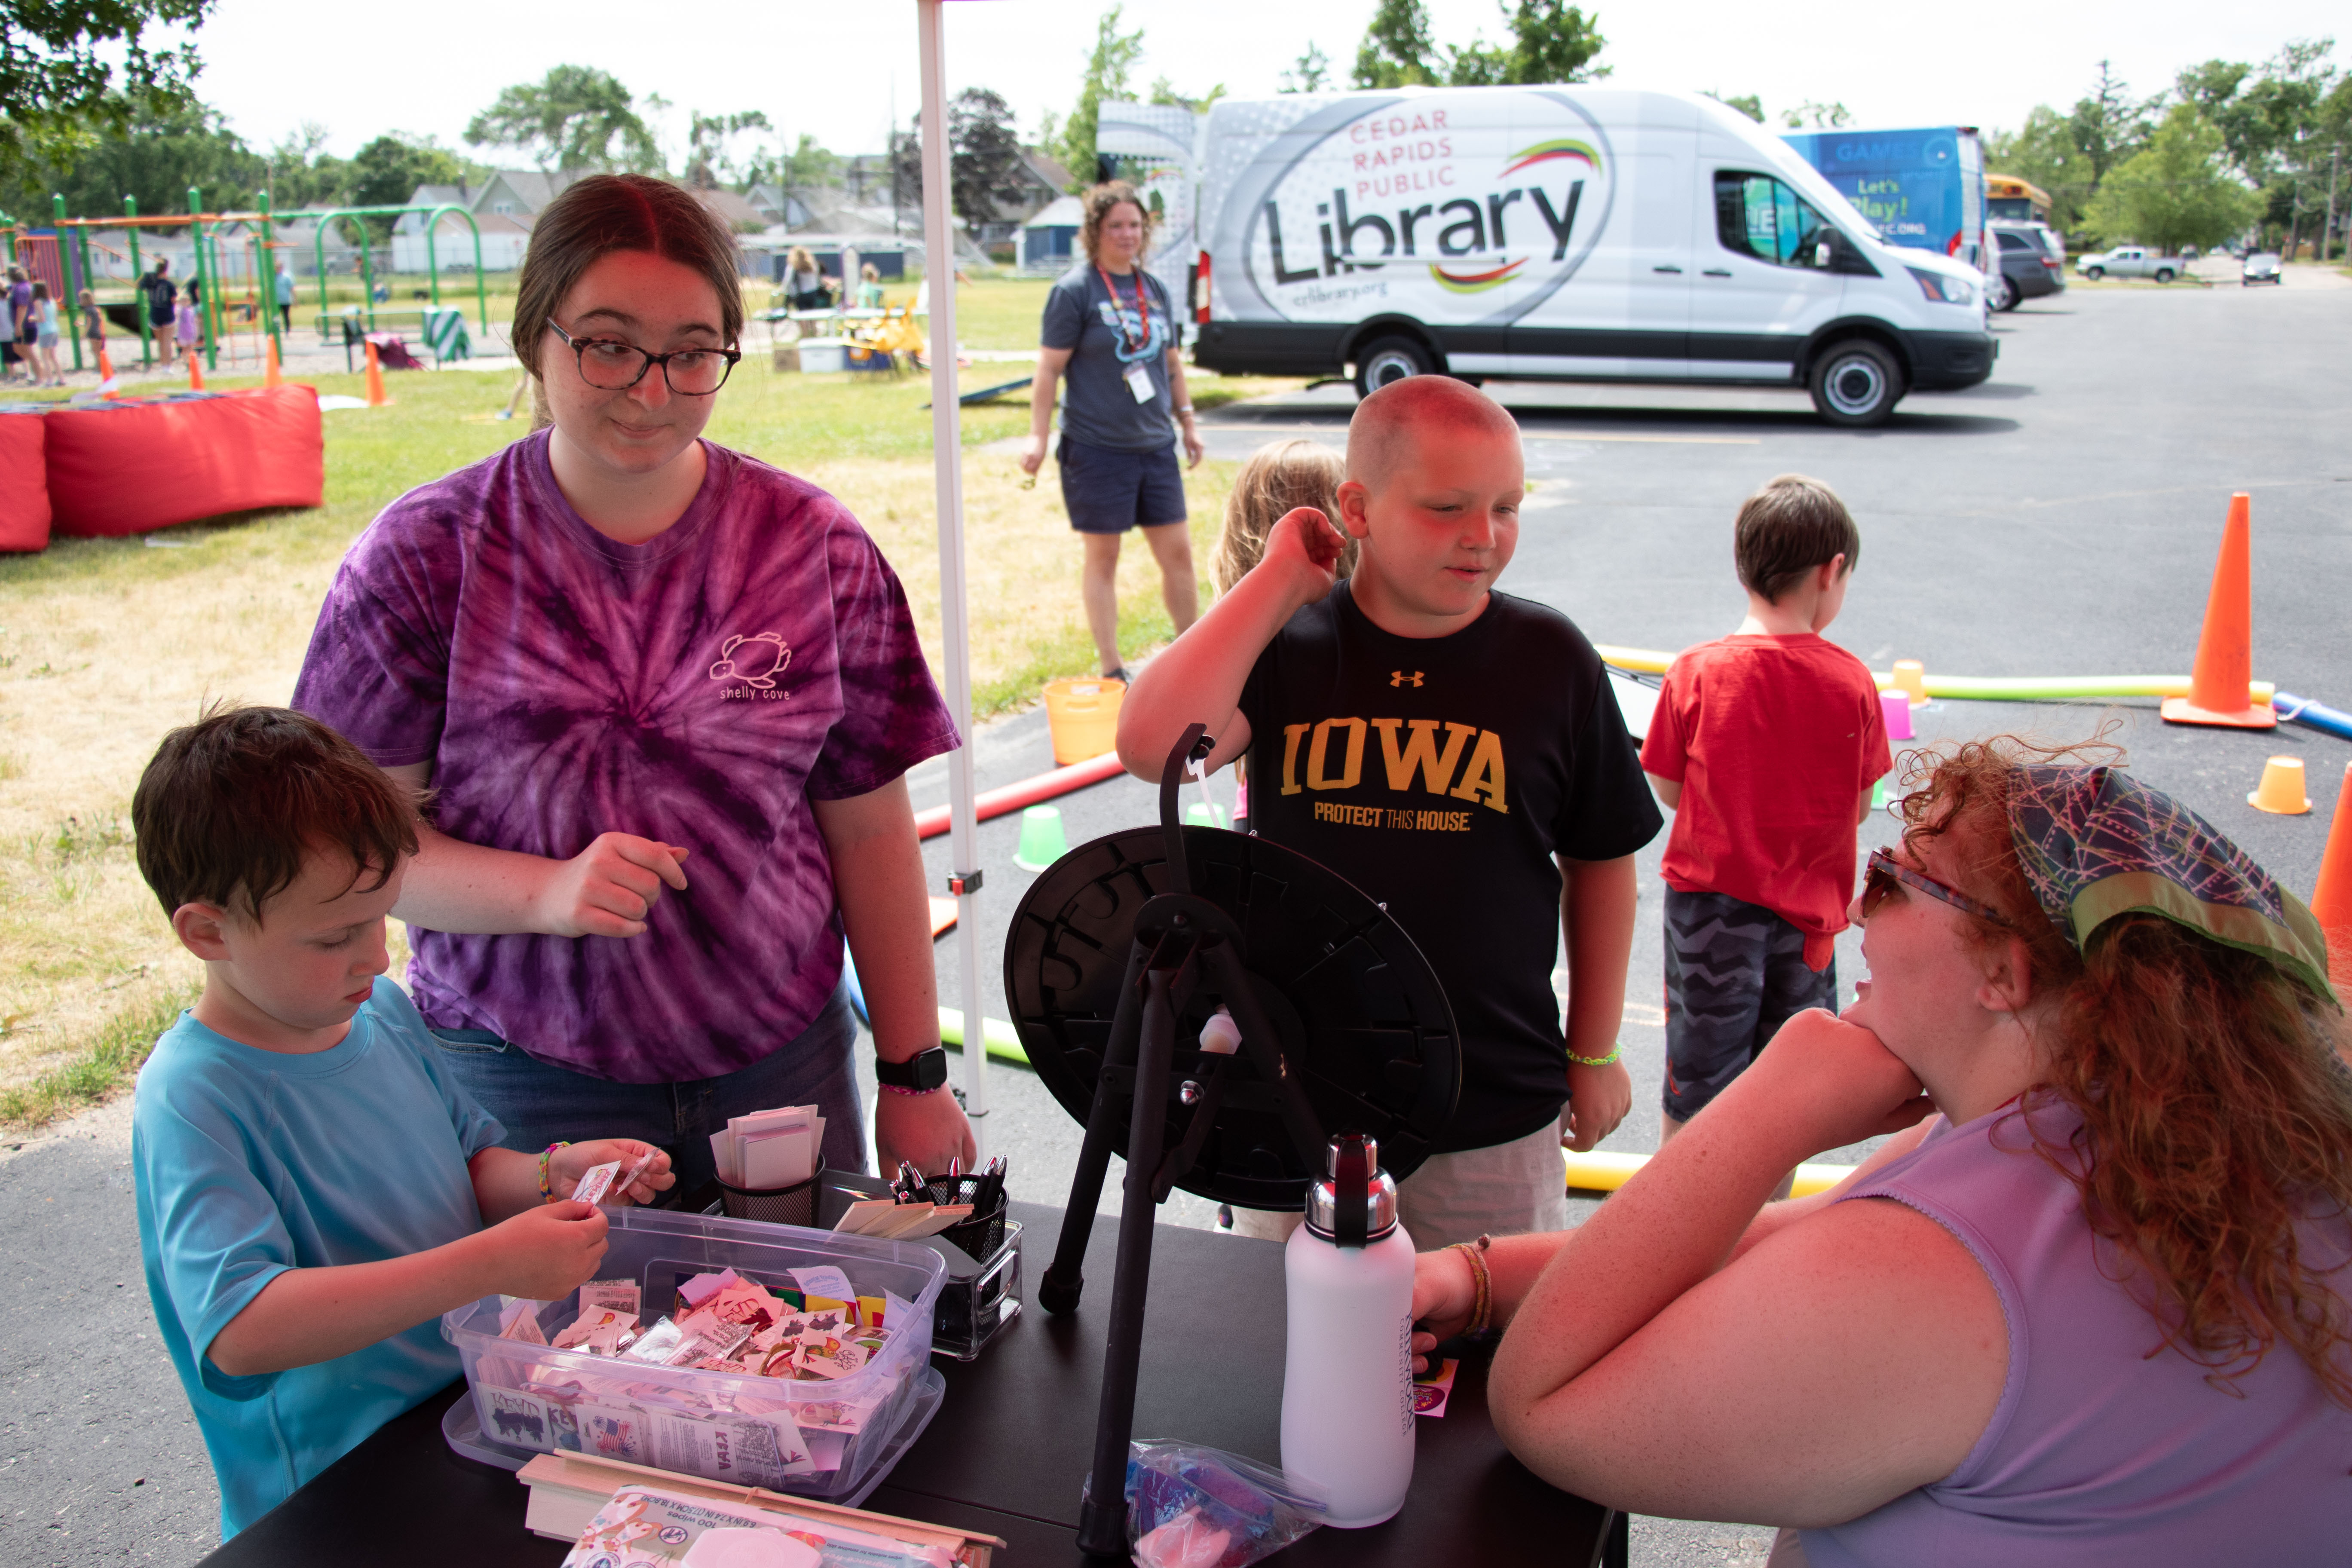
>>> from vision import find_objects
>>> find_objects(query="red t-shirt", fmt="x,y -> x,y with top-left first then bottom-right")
1638,634 -> 1892,968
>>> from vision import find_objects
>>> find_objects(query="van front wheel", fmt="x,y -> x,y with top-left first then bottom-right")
1354,336 -> 1436,398
1809,341 -> 1904,426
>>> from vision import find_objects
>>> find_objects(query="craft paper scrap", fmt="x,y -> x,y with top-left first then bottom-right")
787,1265 -> 856,1302
499,1300 -> 549,1344
1412,1357 -> 1458,1418
559,1485 -> 959,1568
580,1280 -> 641,1318
573,1160 -> 622,1206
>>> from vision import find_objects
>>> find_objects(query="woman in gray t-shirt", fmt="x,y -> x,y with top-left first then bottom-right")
1018,182 -> 1205,683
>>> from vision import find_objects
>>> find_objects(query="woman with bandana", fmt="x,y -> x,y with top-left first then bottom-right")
1410,737 -> 2351,1564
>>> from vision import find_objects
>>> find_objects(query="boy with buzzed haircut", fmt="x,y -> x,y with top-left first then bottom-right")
1120,377 -> 1660,1246
130,706 -> 674,1539
1639,474 -> 1890,1145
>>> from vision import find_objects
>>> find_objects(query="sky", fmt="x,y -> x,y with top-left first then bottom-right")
180,0 -> 2344,167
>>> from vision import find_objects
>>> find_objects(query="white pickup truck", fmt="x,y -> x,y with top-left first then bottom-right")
2077,245 -> 2184,283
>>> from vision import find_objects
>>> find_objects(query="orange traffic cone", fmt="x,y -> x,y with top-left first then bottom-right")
96,346 -> 119,395
2315,762 -> 2352,986
187,350 -> 204,391
364,339 -> 388,407
2160,493 -> 2274,729
263,335 -> 282,389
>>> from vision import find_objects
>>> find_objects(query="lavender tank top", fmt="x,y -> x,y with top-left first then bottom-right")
1803,1097 -> 2352,1567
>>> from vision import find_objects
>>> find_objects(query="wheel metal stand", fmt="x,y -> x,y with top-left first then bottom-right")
1007,727 -> 1461,1557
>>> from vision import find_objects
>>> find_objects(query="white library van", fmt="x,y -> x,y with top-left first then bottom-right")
1187,86 -> 1996,425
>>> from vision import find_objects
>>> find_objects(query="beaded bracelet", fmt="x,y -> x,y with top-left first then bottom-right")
1568,1042 -> 1624,1067
538,1141 -> 572,1204
1448,1233 -> 1495,1336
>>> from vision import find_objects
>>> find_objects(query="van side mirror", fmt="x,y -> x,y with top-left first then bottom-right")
1815,239 -> 1833,270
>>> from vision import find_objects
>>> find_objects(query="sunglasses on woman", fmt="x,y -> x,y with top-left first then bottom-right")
1860,847 -> 2008,925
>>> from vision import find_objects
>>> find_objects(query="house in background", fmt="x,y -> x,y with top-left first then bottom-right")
1021,195 -> 1084,273
967,150 -> 1075,249
741,184 -> 816,229
391,209 -> 529,273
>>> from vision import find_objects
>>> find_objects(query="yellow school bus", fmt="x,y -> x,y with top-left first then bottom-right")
1986,175 -> 2052,227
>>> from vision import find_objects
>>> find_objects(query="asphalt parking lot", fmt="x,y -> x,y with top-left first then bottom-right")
4,279 -> 2345,1566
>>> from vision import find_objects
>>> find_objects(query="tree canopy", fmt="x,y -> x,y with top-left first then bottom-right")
0,0 -> 214,193
1353,0 -> 1606,89
2085,104 -> 2263,251
1993,42 -> 2344,253
1051,6 -> 1145,190
465,65 -> 661,178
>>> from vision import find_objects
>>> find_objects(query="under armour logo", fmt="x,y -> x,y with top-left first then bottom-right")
1390,670 -> 1424,688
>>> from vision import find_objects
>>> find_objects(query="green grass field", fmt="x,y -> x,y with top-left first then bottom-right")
0,345 -> 1302,1125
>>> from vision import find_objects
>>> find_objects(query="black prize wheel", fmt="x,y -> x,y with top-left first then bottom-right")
1004,825 -> 1461,1210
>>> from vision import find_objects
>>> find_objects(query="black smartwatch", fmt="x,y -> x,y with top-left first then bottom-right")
875,1046 -> 949,1093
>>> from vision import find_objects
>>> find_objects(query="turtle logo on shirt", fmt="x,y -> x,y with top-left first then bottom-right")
710,633 -> 791,689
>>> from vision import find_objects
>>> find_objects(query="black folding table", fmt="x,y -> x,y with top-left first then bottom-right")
199,1200 -> 1626,1567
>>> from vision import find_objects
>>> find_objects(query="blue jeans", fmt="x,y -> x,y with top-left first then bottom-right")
429,986 -> 868,1193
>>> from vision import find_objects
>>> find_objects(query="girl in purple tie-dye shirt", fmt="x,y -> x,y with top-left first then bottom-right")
295,175 -> 973,1187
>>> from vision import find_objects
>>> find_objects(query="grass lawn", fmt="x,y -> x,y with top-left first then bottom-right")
0,350 -> 1304,1123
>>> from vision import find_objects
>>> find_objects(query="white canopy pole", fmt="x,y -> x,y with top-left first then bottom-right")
916,0 -> 988,1161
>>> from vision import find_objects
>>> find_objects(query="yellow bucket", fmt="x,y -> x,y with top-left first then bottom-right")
1042,677 -> 1126,765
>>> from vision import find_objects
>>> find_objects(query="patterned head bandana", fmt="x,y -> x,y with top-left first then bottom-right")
2006,764 -> 2336,1004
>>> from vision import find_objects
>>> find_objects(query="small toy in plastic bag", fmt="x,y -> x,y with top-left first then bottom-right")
1106,1439 -> 1328,1568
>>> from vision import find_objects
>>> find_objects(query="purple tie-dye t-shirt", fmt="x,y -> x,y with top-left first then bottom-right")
293,431 -> 958,1083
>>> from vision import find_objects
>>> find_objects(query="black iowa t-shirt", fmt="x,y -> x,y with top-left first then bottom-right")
1239,581 -> 1662,1153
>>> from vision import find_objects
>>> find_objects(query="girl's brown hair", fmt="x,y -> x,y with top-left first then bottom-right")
1078,181 -> 1158,265
512,173 -> 743,387
1213,440 -> 1354,595
1897,734 -> 2352,1406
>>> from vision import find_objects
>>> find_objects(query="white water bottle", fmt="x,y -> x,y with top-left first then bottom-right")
1280,1132 -> 1417,1528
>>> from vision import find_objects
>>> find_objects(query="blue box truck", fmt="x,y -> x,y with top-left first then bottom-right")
1780,126 -> 1988,270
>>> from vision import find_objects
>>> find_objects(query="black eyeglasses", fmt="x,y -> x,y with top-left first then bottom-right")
548,319 -> 739,395
1859,848 -> 2008,925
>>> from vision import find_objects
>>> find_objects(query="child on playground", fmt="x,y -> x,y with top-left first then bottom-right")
77,288 -> 104,359
1120,378 -> 1660,1246
130,705 -> 674,1539
175,283 -> 200,361
1638,474 -> 1890,1146
30,280 -> 61,386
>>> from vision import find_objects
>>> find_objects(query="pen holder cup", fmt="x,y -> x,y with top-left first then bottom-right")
716,1170 -> 820,1226
919,1182 -> 1007,1262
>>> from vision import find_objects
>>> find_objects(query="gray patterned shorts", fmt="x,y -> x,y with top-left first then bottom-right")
1663,888 -> 1836,1121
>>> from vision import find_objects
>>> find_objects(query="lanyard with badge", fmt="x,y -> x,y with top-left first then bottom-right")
1096,263 -> 1159,404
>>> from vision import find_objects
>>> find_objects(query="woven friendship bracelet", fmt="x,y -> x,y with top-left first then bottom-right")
538,1141 -> 572,1204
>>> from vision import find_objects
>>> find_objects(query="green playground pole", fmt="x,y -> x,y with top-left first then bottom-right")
53,194 -> 80,373
259,190 -> 282,371
189,185 -> 219,373
126,196 -> 150,369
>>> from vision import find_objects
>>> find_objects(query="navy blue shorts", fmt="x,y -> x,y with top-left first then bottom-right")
1662,888 -> 1836,1121
1058,435 -> 1186,535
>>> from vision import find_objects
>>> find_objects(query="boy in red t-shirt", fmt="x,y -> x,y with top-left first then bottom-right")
1638,474 -> 1891,1143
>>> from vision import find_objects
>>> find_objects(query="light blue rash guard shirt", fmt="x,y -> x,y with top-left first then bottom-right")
132,977 -> 503,1537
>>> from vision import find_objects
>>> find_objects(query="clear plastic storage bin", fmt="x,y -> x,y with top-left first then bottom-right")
441,1206 -> 947,1502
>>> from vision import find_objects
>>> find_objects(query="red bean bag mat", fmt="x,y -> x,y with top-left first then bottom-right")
0,412 -> 50,552
44,384 -> 325,539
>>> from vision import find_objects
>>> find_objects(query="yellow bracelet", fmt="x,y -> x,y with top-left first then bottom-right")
1568,1043 -> 1623,1067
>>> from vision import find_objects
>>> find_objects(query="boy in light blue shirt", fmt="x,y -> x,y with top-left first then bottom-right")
130,706 -> 674,1538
